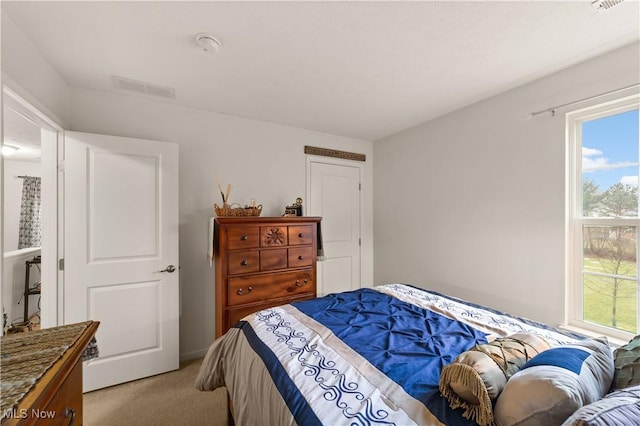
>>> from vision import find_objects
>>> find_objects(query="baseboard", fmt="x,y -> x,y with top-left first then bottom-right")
180,348 -> 208,362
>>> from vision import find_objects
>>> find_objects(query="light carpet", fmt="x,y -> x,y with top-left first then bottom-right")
83,358 -> 227,426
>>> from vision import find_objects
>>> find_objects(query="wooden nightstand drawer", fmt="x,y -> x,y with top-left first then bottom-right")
289,225 -> 313,245
227,250 -> 259,275
44,360 -> 83,426
1,321 -> 98,426
228,270 -> 314,307
288,247 -> 314,268
227,227 -> 259,250
260,249 -> 288,271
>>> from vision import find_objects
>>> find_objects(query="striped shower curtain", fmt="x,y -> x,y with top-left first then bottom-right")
18,176 -> 42,249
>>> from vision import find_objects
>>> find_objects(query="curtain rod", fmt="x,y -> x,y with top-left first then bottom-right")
528,82 -> 639,119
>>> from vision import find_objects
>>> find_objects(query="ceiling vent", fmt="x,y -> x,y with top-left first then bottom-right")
111,76 -> 176,99
591,0 -> 625,10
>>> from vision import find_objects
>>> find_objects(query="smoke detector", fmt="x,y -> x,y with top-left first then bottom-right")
591,0 -> 625,10
195,33 -> 221,52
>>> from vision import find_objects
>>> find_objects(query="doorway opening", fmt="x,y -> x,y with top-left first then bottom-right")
2,86 -> 62,332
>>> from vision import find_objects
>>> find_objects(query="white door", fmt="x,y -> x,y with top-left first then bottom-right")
308,160 -> 361,295
64,131 -> 179,391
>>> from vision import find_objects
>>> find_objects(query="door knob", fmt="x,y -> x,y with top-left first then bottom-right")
158,265 -> 176,273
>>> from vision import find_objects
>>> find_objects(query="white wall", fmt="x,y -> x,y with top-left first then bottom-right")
374,42 -> 640,328
1,13 -> 71,127
69,88 -> 374,359
3,160 -> 42,251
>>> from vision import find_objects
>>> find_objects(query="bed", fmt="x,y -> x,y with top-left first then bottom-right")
195,284 -> 613,426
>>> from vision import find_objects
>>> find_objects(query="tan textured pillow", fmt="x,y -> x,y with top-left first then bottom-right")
439,333 -> 551,426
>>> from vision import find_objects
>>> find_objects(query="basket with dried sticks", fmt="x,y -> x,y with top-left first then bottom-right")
214,203 -> 262,217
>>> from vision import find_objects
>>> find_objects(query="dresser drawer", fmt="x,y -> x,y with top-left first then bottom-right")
260,249 -> 288,271
261,226 -> 288,247
226,293 -> 315,329
288,246 -> 314,268
289,225 -> 313,245
227,227 -> 260,250
228,270 -> 314,307
227,250 -> 260,275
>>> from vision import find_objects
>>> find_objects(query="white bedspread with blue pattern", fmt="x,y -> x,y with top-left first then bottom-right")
196,284 -> 579,426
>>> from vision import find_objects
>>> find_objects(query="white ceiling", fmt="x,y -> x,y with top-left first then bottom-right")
2,1 -> 640,143
3,105 -> 42,162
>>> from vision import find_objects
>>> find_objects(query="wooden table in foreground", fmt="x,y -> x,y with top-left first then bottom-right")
1,321 -> 100,426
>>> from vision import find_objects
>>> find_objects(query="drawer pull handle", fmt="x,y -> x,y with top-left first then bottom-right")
64,408 -> 76,426
241,260 -> 248,266
241,235 -> 248,241
298,233 -> 304,238
237,286 -> 253,295
298,255 -> 304,260
295,279 -> 309,287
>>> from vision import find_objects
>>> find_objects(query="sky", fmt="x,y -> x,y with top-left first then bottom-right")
582,109 -> 639,191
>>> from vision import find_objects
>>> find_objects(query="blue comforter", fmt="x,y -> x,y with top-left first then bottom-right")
196,284 -> 579,426
294,289 -> 488,425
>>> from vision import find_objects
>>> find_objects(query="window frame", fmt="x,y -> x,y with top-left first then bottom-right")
566,93 -> 640,341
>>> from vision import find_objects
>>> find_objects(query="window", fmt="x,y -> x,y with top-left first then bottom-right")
567,94 -> 640,340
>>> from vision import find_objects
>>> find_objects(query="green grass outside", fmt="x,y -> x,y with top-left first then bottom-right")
583,257 -> 637,333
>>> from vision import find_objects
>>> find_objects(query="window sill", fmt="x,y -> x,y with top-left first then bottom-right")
559,324 -> 629,348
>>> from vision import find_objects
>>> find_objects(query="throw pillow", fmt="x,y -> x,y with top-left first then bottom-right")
439,333 -> 550,426
562,384 -> 640,426
612,334 -> 640,390
493,337 -> 614,426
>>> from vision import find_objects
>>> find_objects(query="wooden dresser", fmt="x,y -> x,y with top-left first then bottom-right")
214,216 -> 321,337
1,321 -> 99,426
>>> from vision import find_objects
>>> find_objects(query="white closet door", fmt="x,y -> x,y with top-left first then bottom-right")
309,160 -> 361,295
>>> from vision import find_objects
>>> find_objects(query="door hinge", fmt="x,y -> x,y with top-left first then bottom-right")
359,238 -> 362,246
359,183 -> 362,191
58,259 -> 64,271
